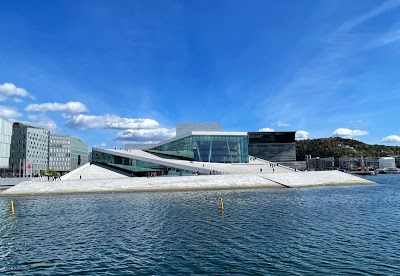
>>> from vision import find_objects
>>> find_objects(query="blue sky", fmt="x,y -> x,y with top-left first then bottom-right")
1,0 -> 400,149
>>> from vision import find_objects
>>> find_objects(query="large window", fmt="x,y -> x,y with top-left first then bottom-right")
148,134 -> 249,163
92,150 -> 165,172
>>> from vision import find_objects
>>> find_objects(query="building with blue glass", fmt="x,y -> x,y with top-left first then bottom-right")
147,131 -> 248,163
92,130 -> 296,176
92,131 -> 249,176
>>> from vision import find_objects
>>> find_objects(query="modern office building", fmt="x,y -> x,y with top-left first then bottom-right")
308,157 -> 335,171
176,122 -> 222,136
339,157 -> 384,171
49,134 -> 88,173
9,123 -> 49,176
248,132 -> 296,162
0,118 -> 12,169
363,157 -> 380,170
339,157 -> 360,171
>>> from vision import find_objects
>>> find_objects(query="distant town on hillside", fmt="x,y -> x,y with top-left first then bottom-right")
296,137 -> 400,161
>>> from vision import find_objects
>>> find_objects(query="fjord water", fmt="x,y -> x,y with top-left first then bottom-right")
1,175 -> 399,275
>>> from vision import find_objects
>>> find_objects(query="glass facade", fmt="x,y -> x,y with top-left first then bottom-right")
92,150 -> 195,176
91,131 -> 301,176
248,132 -> 296,162
92,148 -> 212,176
49,135 -> 71,172
70,137 -> 89,170
249,144 -> 296,162
9,124 -> 49,176
148,134 -> 249,163
6,122 -> 88,175
49,134 -> 88,172
93,151 -> 164,172
92,133 -> 249,176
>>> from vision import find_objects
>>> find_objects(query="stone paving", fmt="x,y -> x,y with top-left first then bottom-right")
1,170 -> 374,196
259,170 -> 373,187
60,163 -> 130,181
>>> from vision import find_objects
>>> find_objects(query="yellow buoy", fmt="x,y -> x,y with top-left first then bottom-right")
10,200 -> 15,214
220,197 -> 224,210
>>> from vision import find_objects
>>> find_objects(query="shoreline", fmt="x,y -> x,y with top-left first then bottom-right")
0,186 -> 12,192
0,171 -> 375,197
0,183 -> 286,197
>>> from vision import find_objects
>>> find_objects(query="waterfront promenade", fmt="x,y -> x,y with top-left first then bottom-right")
1,165 -> 374,196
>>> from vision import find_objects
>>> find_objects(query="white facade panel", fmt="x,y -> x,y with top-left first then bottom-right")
176,122 -> 222,136
0,118 -> 12,168
379,157 -> 395,169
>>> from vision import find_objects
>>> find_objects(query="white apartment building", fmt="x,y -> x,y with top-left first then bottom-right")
379,157 -> 396,169
0,118 -> 12,169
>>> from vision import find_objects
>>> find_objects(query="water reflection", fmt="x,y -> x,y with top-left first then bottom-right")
0,175 -> 399,274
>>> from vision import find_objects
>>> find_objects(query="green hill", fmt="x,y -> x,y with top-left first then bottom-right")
296,137 -> 400,161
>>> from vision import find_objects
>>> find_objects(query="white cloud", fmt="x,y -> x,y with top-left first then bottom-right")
25,101 -> 88,113
273,121 -> 290,127
0,105 -> 22,119
26,114 -> 58,131
372,28 -> 400,47
0,83 -> 34,101
66,114 -> 159,130
382,135 -> 400,143
335,0 -> 400,35
258,128 -> 275,132
332,128 -> 368,138
13,98 -> 23,103
113,128 -> 176,143
296,130 -> 309,140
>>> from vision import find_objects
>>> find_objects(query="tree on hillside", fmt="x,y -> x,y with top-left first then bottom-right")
296,137 -> 400,161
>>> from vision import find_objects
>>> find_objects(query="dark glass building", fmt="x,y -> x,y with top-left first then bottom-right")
248,132 -> 296,162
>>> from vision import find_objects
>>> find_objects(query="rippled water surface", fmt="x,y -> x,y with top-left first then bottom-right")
1,175 -> 400,275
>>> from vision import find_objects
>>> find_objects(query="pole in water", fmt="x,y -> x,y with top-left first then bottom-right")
10,201 -> 15,214
220,197 -> 224,210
